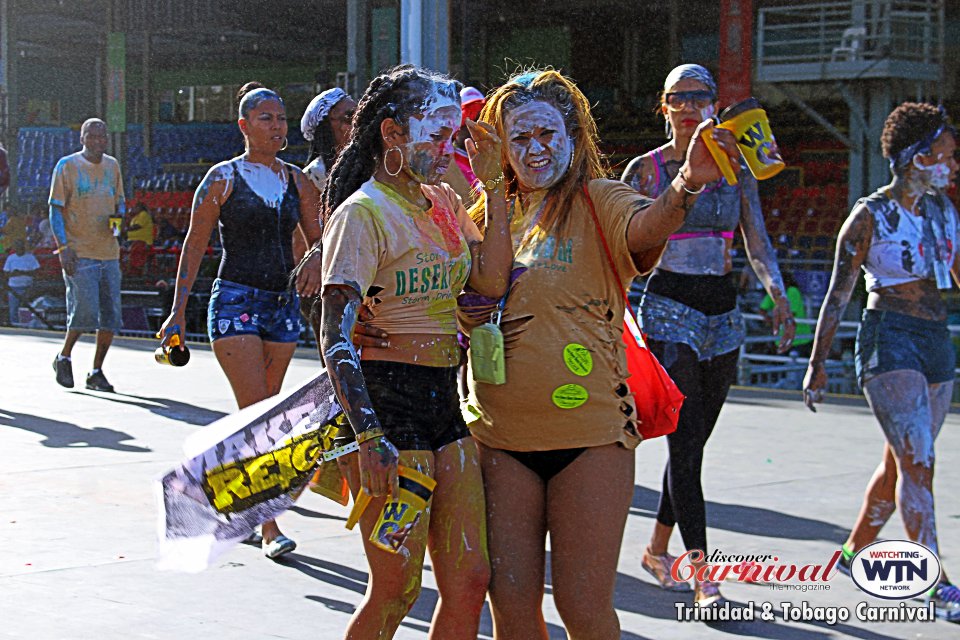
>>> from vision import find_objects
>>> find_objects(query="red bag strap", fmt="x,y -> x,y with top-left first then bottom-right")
582,183 -> 631,309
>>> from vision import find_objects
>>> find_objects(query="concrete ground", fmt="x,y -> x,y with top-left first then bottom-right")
1,327 -> 959,639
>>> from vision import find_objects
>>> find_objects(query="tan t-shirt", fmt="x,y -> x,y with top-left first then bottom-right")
48,152 -> 124,260
322,178 -> 475,367
459,179 -> 660,451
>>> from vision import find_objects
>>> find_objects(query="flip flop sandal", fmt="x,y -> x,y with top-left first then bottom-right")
263,535 -> 297,559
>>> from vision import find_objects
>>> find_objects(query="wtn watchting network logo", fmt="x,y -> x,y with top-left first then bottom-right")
849,540 -> 941,600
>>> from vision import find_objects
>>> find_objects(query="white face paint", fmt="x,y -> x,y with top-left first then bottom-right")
700,104 -> 716,121
913,155 -> 953,190
504,100 -> 572,192
401,82 -> 461,185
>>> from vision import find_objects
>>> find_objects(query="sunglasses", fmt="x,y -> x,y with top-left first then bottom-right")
664,90 -> 716,110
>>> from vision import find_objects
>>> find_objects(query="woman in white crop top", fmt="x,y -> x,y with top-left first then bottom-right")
804,103 -> 960,618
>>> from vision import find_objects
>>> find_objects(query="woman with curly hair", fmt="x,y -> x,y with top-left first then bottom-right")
457,68 -> 739,638
318,64 -> 511,638
804,102 -> 960,619
620,64 -> 795,606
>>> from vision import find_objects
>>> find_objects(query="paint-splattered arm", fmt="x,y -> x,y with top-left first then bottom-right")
293,170 -> 324,298
620,155 -> 658,197
48,204 -> 77,275
157,168 -> 230,348
803,205 -> 873,411
739,171 -> 794,353
463,119 -> 511,297
626,121 -> 740,254
320,285 -> 399,498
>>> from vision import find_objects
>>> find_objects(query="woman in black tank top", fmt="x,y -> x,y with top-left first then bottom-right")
158,85 -> 323,559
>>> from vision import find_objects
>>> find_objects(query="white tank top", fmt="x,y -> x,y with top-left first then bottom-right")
860,190 -> 959,292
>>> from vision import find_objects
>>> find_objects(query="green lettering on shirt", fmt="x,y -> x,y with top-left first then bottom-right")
395,270 -> 407,296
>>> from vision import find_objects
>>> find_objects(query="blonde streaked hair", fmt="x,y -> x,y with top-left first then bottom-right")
469,68 -> 608,235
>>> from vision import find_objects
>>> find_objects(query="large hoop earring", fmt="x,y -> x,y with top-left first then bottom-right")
384,146 -> 404,177
280,137 -> 289,151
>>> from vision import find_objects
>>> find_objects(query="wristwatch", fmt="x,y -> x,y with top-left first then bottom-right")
483,173 -> 505,191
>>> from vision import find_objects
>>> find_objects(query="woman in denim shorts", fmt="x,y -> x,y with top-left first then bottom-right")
158,83 -> 323,559
804,103 -> 960,618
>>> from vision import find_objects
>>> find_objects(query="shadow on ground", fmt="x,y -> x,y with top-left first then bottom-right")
72,391 -> 227,426
0,408 -> 151,451
630,485 -> 848,544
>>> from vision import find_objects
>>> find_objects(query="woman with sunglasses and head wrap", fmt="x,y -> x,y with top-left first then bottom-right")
158,84 -> 323,559
620,64 -> 795,606
458,68 -> 740,638
803,103 -> 960,619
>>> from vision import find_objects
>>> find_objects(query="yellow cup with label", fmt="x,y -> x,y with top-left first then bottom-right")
702,97 -> 785,186
345,465 -> 437,554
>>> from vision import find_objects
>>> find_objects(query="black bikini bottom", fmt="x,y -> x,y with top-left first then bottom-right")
503,447 -> 587,483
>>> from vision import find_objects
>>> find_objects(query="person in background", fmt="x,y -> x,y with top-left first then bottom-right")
803,102 -> 960,620
159,84 -> 323,560
761,272 -> 812,357
49,118 -> 126,392
620,64 -> 795,606
301,87 -> 357,193
124,203 -> 155,278
444,86 -> 486,206
4,239 -> 40,325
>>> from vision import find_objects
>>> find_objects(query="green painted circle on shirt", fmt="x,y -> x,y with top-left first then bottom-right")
563,343 -> 593,376
552,384 -> 589,409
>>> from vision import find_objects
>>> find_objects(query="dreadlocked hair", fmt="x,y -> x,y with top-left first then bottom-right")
321,64 -> 462,225
468,68 -> 608,236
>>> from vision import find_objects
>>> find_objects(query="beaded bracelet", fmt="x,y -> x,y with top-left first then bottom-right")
355,427 -> 385,445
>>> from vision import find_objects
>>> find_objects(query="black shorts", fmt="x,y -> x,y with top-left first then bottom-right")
337,360 -> 470,451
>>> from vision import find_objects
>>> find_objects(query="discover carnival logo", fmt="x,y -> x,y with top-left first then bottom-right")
849,540 -> 941,600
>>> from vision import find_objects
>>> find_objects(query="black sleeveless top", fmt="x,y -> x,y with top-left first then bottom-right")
217,161 -> 301,292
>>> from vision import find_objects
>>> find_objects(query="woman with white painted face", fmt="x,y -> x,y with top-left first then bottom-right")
620,64 -> 794,606
301,87 -> 358,193
457,69 -> 740,638
158,84 -> 323,560
804,103 -> 960,619
318,65 -> 511,639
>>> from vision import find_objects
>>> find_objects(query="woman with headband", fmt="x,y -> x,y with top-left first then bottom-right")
621,63 -> 794,606
458,68 -> 740,637
804,102 -> 960,619
159,84 -> 323,559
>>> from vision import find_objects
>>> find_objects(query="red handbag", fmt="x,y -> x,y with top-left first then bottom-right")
583,185 -> 684,439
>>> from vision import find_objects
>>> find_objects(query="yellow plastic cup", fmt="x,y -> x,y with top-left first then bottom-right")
345,465 -> 437,554
702,97 -> 785,186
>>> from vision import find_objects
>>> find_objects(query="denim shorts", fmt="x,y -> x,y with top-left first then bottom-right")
639,292 -> 745,361
64,258 -> 122,332
855,309 -> 955,388
335,360 -> 471,451
207,279 -> 301,343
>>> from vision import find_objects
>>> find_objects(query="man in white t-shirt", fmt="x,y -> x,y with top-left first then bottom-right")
3,240 -> 40,325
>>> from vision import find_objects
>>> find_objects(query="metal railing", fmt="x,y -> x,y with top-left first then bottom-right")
757,1 -> 942,69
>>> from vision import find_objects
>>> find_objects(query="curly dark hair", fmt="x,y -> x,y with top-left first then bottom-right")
881,102 -> 947,161
320,64 -> 462,224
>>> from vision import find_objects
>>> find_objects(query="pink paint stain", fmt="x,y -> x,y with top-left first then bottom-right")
430,204 -> 463,253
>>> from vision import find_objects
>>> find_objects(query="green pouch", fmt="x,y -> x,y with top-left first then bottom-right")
470,322 -> 505,385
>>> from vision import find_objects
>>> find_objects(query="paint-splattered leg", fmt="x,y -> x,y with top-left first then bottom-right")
426,437 -> 490,640
863,370 -> 938,554
341,450 -> 435,640
549,443 -> 634,640
844,443 -> 897,552
478,442 -> 549,640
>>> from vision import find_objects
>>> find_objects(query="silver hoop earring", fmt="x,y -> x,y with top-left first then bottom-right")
280,137 -> 289,151
384,146 -> 404,177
